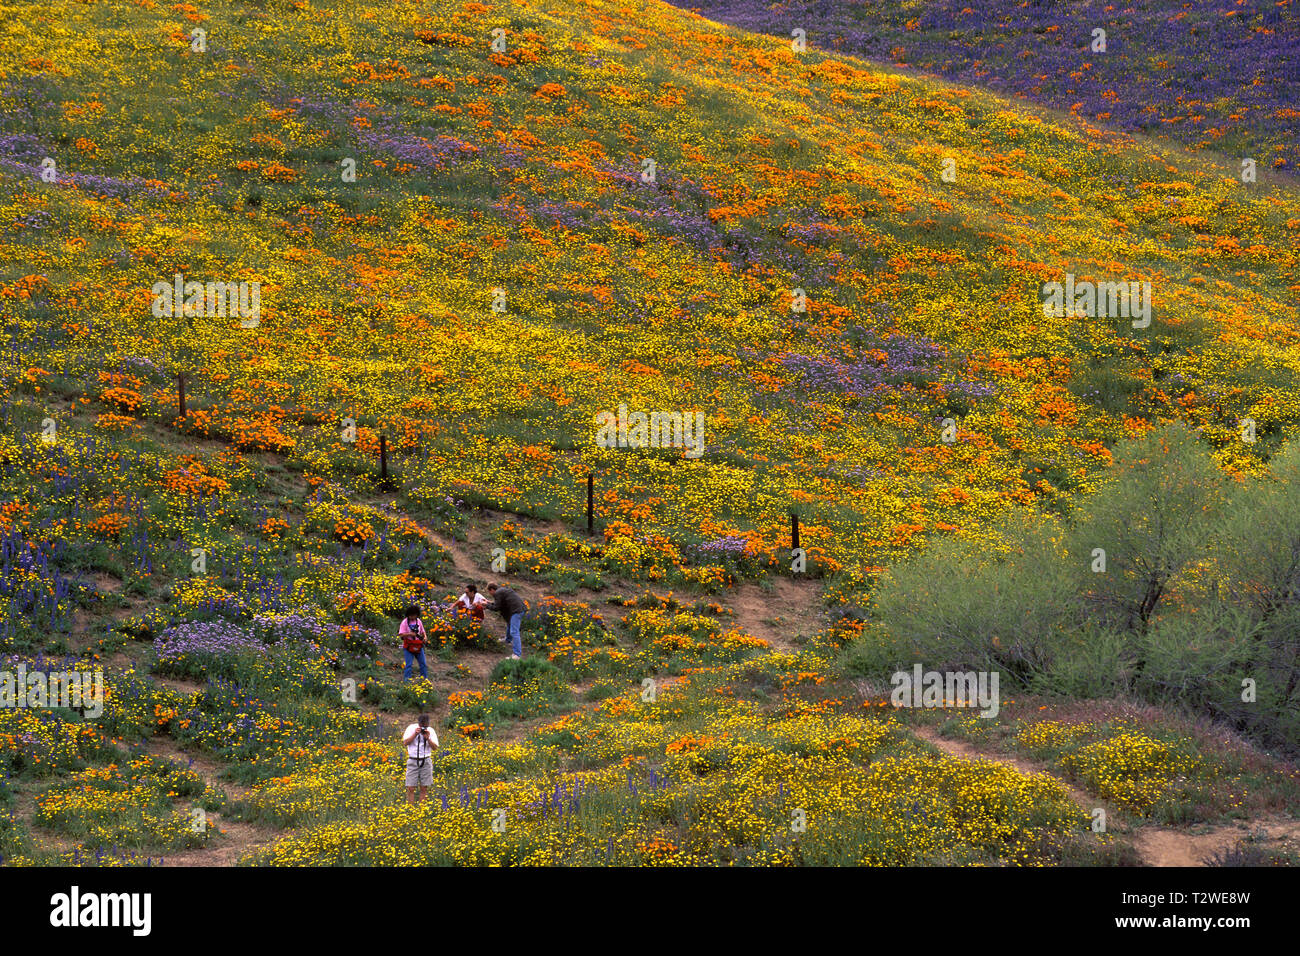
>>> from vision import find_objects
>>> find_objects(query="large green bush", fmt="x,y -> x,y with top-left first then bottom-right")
857,425 -> 1300,753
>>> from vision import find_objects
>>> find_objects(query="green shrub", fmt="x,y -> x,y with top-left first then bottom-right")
860,425 -> 1300,754
869,508 -> 1076,683
489,656 -> 570,705
1067,424 -> 1224,634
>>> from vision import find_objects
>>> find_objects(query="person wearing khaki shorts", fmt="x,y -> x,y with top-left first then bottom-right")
403,714 -> 438,803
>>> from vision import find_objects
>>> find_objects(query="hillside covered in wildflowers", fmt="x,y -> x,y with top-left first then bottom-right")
0,0 -> 1298,870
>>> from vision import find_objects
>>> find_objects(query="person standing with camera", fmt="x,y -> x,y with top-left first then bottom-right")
402,713 -> 438,804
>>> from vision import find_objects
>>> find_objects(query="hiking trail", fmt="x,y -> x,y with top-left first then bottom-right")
909,725 -> 1297,866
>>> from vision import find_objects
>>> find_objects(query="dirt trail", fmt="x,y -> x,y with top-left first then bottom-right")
909,725 -> 1298,867
1135,817 -> 1300,867
424,526 -> 479,579
1133,828 -> 1240,868
725,575 -> 825,652
139,736 -> 279,867
153,818 -> 273,867
153,674 -> 205,696
422,517 -> 607,610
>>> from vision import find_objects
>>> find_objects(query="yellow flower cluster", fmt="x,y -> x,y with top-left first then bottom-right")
1061,731 -> 1203,815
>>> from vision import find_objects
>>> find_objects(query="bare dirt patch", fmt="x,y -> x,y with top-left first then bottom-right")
140,736 -> 278,866
156,818 -> 277,867
725,575 -> 825,653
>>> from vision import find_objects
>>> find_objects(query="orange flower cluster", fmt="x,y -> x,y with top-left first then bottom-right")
0,501 -> 31,532
260,517 -> 290,538
163,458 -> 232,497
94,413 -> 136,431
333,514 -> 374,545
100,387 -> 142,413
636,838 -> 679,861
86,513 -> 130,538
665,734 -> 715,754
260,161 -> 298,182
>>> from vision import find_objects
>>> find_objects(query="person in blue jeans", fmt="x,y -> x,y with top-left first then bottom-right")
486,584 -> 526,659
399,605 -> 428,679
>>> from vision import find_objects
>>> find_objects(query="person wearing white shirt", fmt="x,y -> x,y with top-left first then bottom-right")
453,583 -> 489,620
402,714 -> 439,803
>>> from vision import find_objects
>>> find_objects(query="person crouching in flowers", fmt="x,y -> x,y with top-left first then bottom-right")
487,583 -> 526,659
399,605 -> 428,680
402,713 -> 438,804
453,582 -> 488,620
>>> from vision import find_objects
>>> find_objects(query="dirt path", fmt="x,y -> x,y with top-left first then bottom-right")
153,818 -> 274,867
422,517 -> 608,610
1133,828 -> 1241,868
1135,817 -> 1300,867
153,675 -> 205,696
139,736 -> 279,867
909,725 -> 1298,867
725,575 -> 825,652
425,526 -> 479,579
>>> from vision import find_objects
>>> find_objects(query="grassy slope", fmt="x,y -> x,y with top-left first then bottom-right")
2,0 -> 1299,566
676,0 -> 1300,173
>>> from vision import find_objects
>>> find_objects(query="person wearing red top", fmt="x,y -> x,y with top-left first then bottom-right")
399,605 -> 428,680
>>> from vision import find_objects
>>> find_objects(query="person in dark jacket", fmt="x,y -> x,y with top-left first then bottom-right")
487,584 -> 526,659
